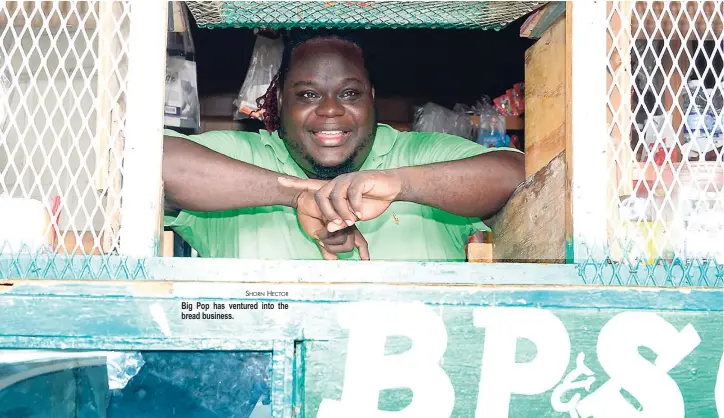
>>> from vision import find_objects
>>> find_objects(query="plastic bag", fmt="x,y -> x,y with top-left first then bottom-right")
163,56 -> 200,130
106,351 -> 145,390
233,34 -> 284,120
476,96 -> 509,148
164,5 -> 200,131
412,102 -> 475,140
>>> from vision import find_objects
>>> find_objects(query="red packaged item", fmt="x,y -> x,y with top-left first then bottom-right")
494,94 -> 515,117
513,83 -> 525,114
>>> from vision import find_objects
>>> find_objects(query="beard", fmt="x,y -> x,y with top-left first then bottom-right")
279,120 -> 377,180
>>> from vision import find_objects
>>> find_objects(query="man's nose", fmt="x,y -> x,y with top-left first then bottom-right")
315,95 -> 345,118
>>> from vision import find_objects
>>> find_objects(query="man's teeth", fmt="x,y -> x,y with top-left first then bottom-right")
315,131 -> 344,135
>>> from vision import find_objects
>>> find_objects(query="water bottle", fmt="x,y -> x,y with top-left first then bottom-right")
713,81 -> 724,140
683,79 -> 715,143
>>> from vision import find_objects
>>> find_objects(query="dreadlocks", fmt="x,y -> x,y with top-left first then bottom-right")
255,29 -> 373,133
256,72 -> 281,132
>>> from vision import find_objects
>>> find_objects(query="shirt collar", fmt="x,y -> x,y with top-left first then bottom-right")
259,123 -> 399,174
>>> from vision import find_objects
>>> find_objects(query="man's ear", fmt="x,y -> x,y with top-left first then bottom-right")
371,87 -> 375,100
277,89 -> 283,112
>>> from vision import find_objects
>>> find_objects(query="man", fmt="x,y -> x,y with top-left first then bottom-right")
163,30 -> 524,261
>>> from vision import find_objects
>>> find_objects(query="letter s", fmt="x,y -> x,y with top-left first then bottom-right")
576,312 -> 701,418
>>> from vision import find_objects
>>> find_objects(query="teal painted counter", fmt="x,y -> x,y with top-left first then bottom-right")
0,280 -> 721,417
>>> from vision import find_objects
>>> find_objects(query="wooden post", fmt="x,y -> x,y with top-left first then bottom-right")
571,1 -> 609,262
118,0 -> 168,257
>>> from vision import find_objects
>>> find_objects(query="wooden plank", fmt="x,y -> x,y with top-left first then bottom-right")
570,0 -> 609,262
488,152 -> 566,263
305,305 -> 721,417
524,17 -> 567,178
0,282 -> 719,416
565,2 -> 574,261
632,1 -> 724,41
529,1 -> 567,39
118,0 -> 168,257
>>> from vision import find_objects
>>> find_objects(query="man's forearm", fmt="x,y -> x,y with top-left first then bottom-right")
163,136 -> 300,212
395,151 -> 525,219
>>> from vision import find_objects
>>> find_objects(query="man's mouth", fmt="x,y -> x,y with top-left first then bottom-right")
311,130 -> 351,146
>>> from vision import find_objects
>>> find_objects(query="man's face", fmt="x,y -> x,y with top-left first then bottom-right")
278,38 -> 376,179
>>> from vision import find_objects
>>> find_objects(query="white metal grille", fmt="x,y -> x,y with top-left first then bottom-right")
605,1 -> 724,268
0,1 -> 129,257
0,1 -> 167,266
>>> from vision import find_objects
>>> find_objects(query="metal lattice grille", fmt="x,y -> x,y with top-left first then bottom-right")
0,1 -> 129,258
186,1 -> 546,31
580,1 -> 724,286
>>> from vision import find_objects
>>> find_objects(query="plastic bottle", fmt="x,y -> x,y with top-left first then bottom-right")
713,81 -> 724,140
683,80 -> 707,142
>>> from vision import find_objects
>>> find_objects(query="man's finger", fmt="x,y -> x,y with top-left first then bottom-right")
354,229 -> 370,261
330,178 -> 358,227
278,177 -> 325,192
315,182 -> 344,230
319,245 -> 338,260
324,240 -> 356,254
347,177 -> 370,220
319,229 -> 348,246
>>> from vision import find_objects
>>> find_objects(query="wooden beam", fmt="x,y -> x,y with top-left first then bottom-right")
487,152 -> 566,263
565,2 -> 574,261
524,17 -> 567,178
520,1 -> 567,39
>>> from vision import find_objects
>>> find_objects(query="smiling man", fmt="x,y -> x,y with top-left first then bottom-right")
163,30 -> 524,261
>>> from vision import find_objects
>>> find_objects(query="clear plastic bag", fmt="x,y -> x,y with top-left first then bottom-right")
476,96 -> 509,148
233,34 -> 284,120
106,351 -> 145,390
163,5 -> 200,131
163,56 -> 200,131
412,102 -> 475,140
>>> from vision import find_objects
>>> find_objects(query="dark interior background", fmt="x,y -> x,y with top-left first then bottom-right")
188,13 -> 536,111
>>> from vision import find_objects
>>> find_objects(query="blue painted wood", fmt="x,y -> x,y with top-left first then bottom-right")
0,281 -> 720,417
0,254 -> 583,285
0,282 -> 720,348
271,340 -> 295,418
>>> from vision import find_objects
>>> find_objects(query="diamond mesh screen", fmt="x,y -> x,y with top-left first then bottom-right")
0,1 -> 131,260
186,1 -> 546,31
579,1 -> 724,287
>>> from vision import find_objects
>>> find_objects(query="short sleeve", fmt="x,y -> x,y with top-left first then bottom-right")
163,128 -> 257,162
401,131 -> 523,166
163,129 -> 258,240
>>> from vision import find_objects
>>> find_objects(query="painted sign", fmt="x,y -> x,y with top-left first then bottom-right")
306,302 -> 724,418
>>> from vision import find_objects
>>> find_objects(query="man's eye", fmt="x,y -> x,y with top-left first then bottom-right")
341,90 -> 360,99
298,91 -> 318,99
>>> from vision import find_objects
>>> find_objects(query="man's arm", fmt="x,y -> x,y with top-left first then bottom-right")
395,150 -> 525,219
277,149 -> 525,233
163,135 -> 301,212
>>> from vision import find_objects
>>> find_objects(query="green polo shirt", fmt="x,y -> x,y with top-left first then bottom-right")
165,124 -> 512,261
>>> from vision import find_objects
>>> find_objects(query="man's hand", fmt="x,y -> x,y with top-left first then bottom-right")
279,170 -> 404,233
292,191 -> 370,260
317,226 -> 370,260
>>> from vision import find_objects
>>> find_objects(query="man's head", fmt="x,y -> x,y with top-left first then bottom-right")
257,30 -> 377,179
